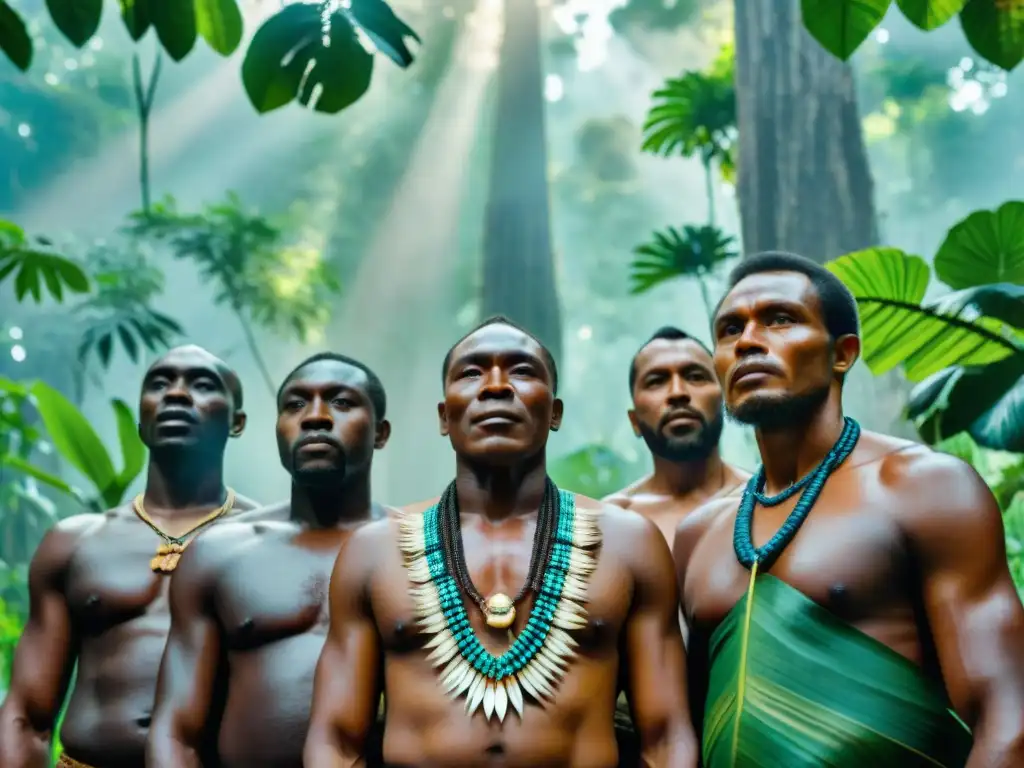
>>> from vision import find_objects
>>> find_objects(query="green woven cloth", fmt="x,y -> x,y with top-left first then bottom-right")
703,573 -> 972,768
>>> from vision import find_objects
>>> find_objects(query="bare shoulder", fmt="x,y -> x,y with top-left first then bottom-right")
31,511 -> 108,577
229,491 -> 261,512
575,494 -> 670,562
231,499 -> 290,523
601,475 -> 652,510
400,496 -> 440,515
674,495 -> 737,552
174,516 -> 270,586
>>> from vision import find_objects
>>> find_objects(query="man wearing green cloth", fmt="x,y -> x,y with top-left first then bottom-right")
675,252 -> 1024,767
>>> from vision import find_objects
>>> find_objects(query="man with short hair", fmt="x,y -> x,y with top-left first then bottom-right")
0,344 -> 258,768
605,326 -> 749,546
304,316 -> 698,768
677,251 -> 1024,766
146,352 -> 393,768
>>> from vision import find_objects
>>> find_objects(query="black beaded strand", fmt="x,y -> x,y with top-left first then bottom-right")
437,478 -> 561,609
733,417 -> 861,571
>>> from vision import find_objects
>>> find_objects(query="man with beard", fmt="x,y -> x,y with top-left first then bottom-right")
605,326 -> 749,546
304,317 -> 697,768
0,344 -> 258,768
676,252 -> 1024,767
146,352 -> 393,768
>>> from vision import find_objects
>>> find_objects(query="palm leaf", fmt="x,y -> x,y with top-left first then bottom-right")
703,573 -> 972,766
630,225 -> 738,294
826,247 -> 1021,382
642,71 -> 735,160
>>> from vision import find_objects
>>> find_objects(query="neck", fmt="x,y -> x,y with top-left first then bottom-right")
755,397 -> 845,495
649,450 -> 726,497
143,455 -> 226,512
290,475 -> 374,529
454,450 -> 548,522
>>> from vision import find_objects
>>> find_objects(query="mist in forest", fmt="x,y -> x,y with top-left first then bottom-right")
3,0 -> 1022,513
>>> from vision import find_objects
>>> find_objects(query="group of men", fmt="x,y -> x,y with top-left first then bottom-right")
1,251 -> 1022,768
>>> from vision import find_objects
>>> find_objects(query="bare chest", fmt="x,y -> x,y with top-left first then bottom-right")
685,500 -> 910,632
215,540 -> 342,650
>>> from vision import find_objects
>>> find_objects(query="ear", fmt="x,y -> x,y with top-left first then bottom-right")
550,398 -> 564,432
627,408 -> 642,438
437,402 -> 449,437
832,334 -> 860,377
229,410 -> 247,438
374,419 -> 392,450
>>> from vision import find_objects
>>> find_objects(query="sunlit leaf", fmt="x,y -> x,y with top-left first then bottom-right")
0,219 -> 25,246
896,0 -> 967,29
0,454 -> 74,495
549,444 -> 642,499
45,0 -> 103,47
934,201 -> 1024,288
117,0 -> 151,41
928,283 -> 1024,329
642,65 -> 735,163
960,0 -> 1024,71
150,0 -> 197,61
195,0 -> 243,55
111,399 -> 146,488
801,0 -> 892,60
0,1 -> 31,71
346,0 -> 420,67
826,247 -> 1020,380
0,248 -> 90,305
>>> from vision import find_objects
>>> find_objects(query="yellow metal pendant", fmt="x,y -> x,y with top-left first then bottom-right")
484,593 -> 516,629
150,542 -> 185,573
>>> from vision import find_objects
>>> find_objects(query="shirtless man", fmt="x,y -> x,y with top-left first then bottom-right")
676,251 -> 1024,766
146,352 -> 392,768
604,326 -> 748,546
0,344 -> 258,768
304,316 -> 697,768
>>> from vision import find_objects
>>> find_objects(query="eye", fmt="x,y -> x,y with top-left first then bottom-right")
193,378 -> 217,391
687,372 -> 710,383
458,367 -> 481,379
511,365 -> 535,377
148,377 -> 169,391
284,399 -> 305,412
333,397 -> 356,409
769,313 -> 794,326
718,322 -> 741,338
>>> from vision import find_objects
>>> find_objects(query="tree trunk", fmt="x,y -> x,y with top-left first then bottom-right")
733,0 -> 878,259
480,0 -> 563,365
733,0 -> 914,438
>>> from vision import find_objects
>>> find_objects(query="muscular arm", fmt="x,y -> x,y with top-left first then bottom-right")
0,520 -> 92,768
304,523 -> 383,768
901,454 -> 1024,767
622,512 -> 698,768
146,533 -> 228,768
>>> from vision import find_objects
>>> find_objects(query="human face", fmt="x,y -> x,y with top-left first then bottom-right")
277,360 -> 388,487
439,324 -> 563,466
629,338 -> 724,462
712,271 -> 856,429
139,346 -> 242,455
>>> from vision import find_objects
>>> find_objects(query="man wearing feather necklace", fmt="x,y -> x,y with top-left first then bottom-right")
305,316 -> 698,768
676,252 -> 1024,767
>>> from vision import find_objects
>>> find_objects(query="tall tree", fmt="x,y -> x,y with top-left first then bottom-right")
733,0 -> 878,259
480,0 -> 563,364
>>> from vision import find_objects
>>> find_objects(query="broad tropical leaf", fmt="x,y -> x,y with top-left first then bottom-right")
896,0 -> 967,29
118,0 -> 151,40
928,283 -> 1024,329
800,0 -> 892,61
0,454 -> 75,496
631,225 -> 738,294
0,228 -> 90,304
150,0 -> 197,61
45,0 -> 102,47
703,573 -> 972,766
346,0 -> 420,67
112,400 -> 146,489
242,4 -> 374,114
826,247 -> 1020,381
549,444 -> 642,500
0,0 -> 31,70
934,201 -> 1024,288
960,0 -> 1024,71
195,0 -> 243,55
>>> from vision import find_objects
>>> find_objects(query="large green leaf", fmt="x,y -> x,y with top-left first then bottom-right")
0,454 -> 74,496
934,201 -> 1024,288
345,0 -> 420,67
112,399 -> 146,489
30,381 -> 117,504
800,0 -> 892,61
242,5 -> 374,115
195,0 -> 243,56
0,1 -> 31,71
960,0 -> 1024,71
0,247 -> 90,304
826,247 -> 1019,381
549,444 -> 642,500
896,0 -> 966,29
44,0 -> 103,47
150,0 -> 197,61
117,0 -> 151,40
928,283 -> 1024,329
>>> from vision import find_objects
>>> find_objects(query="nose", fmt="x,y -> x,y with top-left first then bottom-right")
162,377 -> 193,405
734,320 -> 768,358
300,397 -> 334,431
479,366 -> 514,400
666,374 -> 691,403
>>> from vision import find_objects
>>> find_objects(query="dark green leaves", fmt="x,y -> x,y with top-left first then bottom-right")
150,0 -> 198,62
960,0 -> 1024,71
631,225 -> 738,294
800,0 -> 892,61
196,0 -> 244,56
243,5 -> 373,115
0,221 -> 90,304
0,1 -> 31,71
896,0 -> 967,29
346,0 -> 421,67
934,201 -> 1024,288
118,0 -> 152,41
642,67 -> 736,164
45,0 -> 103,47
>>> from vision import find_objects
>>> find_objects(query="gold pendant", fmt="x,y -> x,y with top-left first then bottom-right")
483,593 -> 516,629
151,542 -> 185,574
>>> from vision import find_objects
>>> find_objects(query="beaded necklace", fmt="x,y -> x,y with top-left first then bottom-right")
397,480 -> 601,722
734,417 -> 860,571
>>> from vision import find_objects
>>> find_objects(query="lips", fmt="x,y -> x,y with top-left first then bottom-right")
661,410 -> 702,429
155,408 -> 197,424
295,434 -> 341,452
471,409 -> 523,425
730,361 -> 779,386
